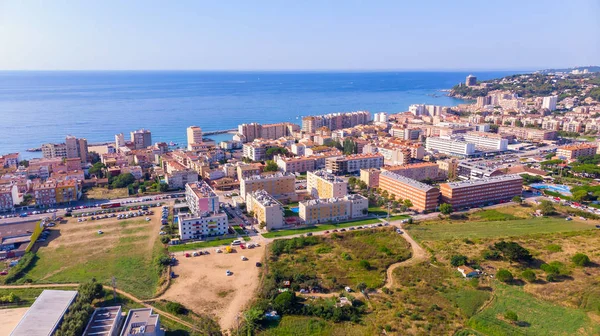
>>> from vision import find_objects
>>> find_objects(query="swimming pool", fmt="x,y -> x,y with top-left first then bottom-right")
290,207 -> 299,213
529,183 -> 572,196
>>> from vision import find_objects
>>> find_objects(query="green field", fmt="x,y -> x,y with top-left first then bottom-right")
262,218 -> 382,238
0,286 -> 78,308
468,283 -> 600,336
260,316 -> 368,336
167,237 -> 236,252
22,218 -> 167,299
406,217 -> 594,241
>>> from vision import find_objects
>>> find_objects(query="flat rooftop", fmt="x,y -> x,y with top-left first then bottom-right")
0,221 -> 38,241
443,174 -> 523,189
10,290 -> 78,336
380,171 -> 437,192
121,308 -> 159,336
309,170 -> 344,183
82,306 -> 121,336
187,180 -> 217,198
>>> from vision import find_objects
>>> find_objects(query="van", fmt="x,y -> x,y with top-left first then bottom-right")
231,240 -> 242,246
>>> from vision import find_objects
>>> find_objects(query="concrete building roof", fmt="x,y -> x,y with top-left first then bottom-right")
82,306 -> 121,336
443,174 -> 522,189
10,290 -> 78,336
380,171 -> 437,192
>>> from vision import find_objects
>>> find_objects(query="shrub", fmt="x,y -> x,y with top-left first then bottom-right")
482,249 -> 502,260
450,255 -> 468,267
2,252 -> 37,284
493,241 -> 532,262
545,244 -> 562,252
572,253 -> 591,267
504,310 -> 518,322
521,269 -> 536,282
496,269 -> 513,283
166,301 -> 187,315
359,260 -> 371,270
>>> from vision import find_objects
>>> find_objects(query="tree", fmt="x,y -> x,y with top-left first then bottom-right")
521,269 -> 536,282
511,195 -> 523,204
450,255 -> 468,267
572,253 -> 591,267
159,183 -> 169,192
18,160 -> 29,167
496,269 -> 513,283
493,241 -> 532,262
89,162 -> 106,178
439,203 -> 453,215
264,160 -> 279,172
88,152 -> 101,164
538,200 -> 555,216
273,291 -> 296,313
110,173 -> 135,188
166,301 -> 186,315
259,221 -> 266,229
357,282 -> 367,292
572,190 -> 589,203
359,260 -> 371,270
403,199 -> 413,209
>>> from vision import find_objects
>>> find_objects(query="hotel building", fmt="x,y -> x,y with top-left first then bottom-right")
378,171 -> 440,212
439,174 -> 523,208
299,194 -> 368,225
462,132 -> 508,151
556,143 -> 598,160
246,190 -> 285,230
240,172 -> 296,201
306,170 -> 347,199
425,137 -> 475,157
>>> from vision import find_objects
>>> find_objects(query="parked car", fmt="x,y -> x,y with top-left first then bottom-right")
241,256 -> 248,261
97,230 -> 103,234
226,270 -> 233,276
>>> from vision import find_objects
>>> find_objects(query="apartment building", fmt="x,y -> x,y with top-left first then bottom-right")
457,161 -> 505,180
359,168 -> 380,188
299,194 -> 368,225
165,168 -> 198,189
42,136 -> 88,163
542,95 -> 558,111
438,158 -> 459,180
246,189 -> 285,230
242,142 -> 278,161
556,143 -> 598,160
301,111 -> 370,133
276,156 -> 316,174
32,180 -> 57,207
83,306 -> 122,336
325,153 -> 384,175
0,153 -> 20,168
237,163 -> 262,181
383,162 -> 440,181
177,211 -> 228,240
240,172 -> 296,201
425,137 -> 475,156
462,132 -> 508,151
307,170 -> 347,199
376,146 -> 410,165
378,171 -> 440,212
0,184 -> 20,210
389,127 -> 422,140
498,126 -> 557,141
130,129 -> 152,149
439,174 -> 523,208
120,308 -> 164,336
55,180 -> 79,204
187,126 -> 203,150
185,181 -> 219,214
237,122 -> 299,142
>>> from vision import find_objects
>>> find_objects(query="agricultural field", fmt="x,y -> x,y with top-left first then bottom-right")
406,206 -> 597,242
20,209 -> 169,299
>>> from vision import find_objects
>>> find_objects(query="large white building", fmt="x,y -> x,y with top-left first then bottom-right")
462,132 -> 508,151
542,95 -> 558,111
373,112 -> 388,123
178,181 -> 229,240
426,137 -> 475,156
409,104 -> 427,116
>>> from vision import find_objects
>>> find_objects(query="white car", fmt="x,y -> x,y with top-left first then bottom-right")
146,217 -> 151,221
159,231 -> 166,235
97,230 -> 103,234
241,256 -> 248,261
215,248 -> 222,253
226,270 -> 233,276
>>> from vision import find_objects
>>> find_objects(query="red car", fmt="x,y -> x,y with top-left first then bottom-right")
324,231 -> 330,234
185,253 -> 191,258
240,244 -> 246,249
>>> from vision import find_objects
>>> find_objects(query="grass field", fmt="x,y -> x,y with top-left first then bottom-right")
262,218 -> 382,238
406,217 -> 594,241
468,283 -> 600,336
22,213 -> 167,299
0,286 -> 78,308
167,237 -> 236,252
260,316 -> 369,336
84,187 -> 129,200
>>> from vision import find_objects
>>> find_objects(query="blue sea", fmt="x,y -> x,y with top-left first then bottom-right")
0,71 -> 519,159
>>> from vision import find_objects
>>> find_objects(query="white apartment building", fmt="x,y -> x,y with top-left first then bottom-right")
307,170 -> 347,199
185,181 -> 220,214
426,137 -> 475,156
177,212 -> 229,240
542,95 -> 558,111
462,132 -> 508,151
246,190 -> 285,230
299,194 -> 368,225
409,104 -> 427,116
373,112 -> 389,123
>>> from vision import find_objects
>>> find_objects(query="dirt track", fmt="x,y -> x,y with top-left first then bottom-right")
384,221 -> 428,288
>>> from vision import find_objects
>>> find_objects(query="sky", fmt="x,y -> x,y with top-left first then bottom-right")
0,0 -> 599,71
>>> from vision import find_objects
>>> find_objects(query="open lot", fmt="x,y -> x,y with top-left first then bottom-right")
21,208 -> 167,299
84,187 -> 129,200
0,307 -> 29,335
160,245 -> 265,330
262,218 -> 383,238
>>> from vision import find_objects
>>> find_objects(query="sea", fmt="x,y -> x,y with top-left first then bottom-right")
0,71 -> 520,159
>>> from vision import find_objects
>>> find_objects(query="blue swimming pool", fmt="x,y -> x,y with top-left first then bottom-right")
290,207 -> 299,213
530,183 -> 572,196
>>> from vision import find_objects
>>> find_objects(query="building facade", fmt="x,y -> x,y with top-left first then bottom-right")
325,153 -> 384,175
299,194 -> 368,225
246,189 -> 285,230
378,171 -> 440,212
383,162 -> 440,181
439,174 -> 523,209
556,143 -> 598,160
306,170 -> 347,199
240,172 -> 296,201
425,137 -> 475,156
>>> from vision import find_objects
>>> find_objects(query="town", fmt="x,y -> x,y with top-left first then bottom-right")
2,69 -> 600,335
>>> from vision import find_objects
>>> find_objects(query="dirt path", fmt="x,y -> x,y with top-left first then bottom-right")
383,222 -> 428,289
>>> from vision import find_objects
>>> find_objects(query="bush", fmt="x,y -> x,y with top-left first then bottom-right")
273,291 -> 297,313
450,255 -> 468,267
2,252 -> 37,284
359,260 -> 371,270
493,241 -> 532,262
496,269 -> 513,283
521,269 -> 536,282
166,301 -> 187,315
504,310 -> 518,322
572,253 -> 591,267
482,250 -> 502,260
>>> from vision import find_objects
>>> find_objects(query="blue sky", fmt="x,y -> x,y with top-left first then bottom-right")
0,0 -> 598,71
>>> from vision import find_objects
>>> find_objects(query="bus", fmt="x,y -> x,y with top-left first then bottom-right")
101,202 -> 121,209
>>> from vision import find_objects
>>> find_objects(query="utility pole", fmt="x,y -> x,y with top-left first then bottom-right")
111,276 -> 117,303
386,202 -> 390,221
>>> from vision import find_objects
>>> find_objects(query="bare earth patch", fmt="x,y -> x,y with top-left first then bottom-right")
0,307 -> 29,335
